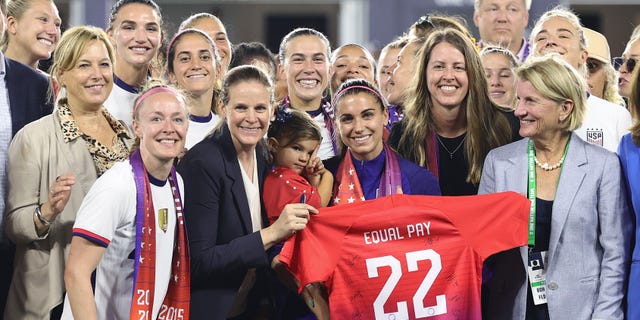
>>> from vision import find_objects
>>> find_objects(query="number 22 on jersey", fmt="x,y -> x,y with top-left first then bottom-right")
366,249 -> 447,319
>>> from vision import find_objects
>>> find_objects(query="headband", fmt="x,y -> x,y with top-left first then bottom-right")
332,85 -> 386,107
134,86 -> 182,114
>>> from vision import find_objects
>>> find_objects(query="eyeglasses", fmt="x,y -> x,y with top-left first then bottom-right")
612,57 -> 637,73
586,59 -> 603,73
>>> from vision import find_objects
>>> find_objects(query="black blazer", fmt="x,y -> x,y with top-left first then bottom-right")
177,124 -> 271,320
5,57 -> 53,136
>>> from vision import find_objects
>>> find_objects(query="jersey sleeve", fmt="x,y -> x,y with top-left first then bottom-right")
420,192 -> 530,259
72,162 -> 135,247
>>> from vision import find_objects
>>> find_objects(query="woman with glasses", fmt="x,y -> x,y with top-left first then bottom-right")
619,59 -> 640,320
615,35 -> 640,99
583,28 -> 625,107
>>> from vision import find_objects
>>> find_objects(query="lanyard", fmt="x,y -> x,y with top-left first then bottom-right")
526,136 -> 571,247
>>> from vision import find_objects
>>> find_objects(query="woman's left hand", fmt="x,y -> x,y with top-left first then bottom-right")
43,173 -> 76,220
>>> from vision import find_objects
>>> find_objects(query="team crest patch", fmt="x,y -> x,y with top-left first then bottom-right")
158,208 -> 168,232
586,129 -> 603,146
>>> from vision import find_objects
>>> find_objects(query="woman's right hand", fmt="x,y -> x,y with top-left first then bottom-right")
261,203 -> 318,249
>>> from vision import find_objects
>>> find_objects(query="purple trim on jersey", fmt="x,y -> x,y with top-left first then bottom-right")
306,107 -> 323,117
280,96 -> 338,155
147,172 -> 167,187
386,104 -> 404,130
189,113 -> 213,123
73,228 -> 109,247
113,74 -> 140,94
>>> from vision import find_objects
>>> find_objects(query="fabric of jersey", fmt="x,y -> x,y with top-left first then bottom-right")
280,192 -> 529,320
60,160 -> 183,320
103,76 -> 139,129
574,94 -> 632,153
263,166 -> 321,224
280,97 -> 337,160
185,112 -> 220,150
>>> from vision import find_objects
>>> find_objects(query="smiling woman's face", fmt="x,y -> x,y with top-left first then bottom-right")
335,92 -> 388,161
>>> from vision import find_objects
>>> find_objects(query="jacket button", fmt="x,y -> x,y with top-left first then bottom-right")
548,282 -> 558,290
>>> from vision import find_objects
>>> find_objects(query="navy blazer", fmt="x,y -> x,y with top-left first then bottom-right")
5,57 -> 53,136
177,124 -> 271,320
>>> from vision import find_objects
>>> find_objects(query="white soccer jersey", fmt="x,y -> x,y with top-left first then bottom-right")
104,77 -> 139,129
575,95 -> 632,153
61,160 -> 183,320
185,112 -> 220,150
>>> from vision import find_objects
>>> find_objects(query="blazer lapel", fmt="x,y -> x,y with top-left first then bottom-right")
504,138 -> 529,196
218,124 -> 253,234
5,58 -> 26,136
548,133 -> 587,261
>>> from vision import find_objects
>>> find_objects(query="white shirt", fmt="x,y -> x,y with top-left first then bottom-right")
575,94 -> 633,153
0,54 -> 12,243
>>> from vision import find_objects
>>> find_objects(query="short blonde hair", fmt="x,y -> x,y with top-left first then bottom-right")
50,26 -> 115,104
517,55 -> 587,131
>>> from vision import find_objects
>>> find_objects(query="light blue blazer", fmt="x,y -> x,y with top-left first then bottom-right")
478,133 -> 631,320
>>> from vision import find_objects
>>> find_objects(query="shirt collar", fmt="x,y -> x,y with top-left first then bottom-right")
0,52 -> 6,77
59,102 -> 132,142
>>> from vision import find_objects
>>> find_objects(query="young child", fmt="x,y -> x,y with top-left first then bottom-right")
263,108 -> 333,223
263,108 -> 332,320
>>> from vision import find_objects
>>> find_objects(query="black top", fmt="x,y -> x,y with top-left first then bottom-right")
436,133 -> 477,195
526,198 -> 553,320
388,109 -> 521,196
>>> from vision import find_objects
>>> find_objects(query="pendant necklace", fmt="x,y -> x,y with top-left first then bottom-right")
436,134 -> 467,159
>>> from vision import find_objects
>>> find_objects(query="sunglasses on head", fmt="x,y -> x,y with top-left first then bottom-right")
415,15 -> 435,29
612,57 -> 637,73
586,59 -> 603,73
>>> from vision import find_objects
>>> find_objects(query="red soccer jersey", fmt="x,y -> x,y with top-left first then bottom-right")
280,192 -> 529,320
263,166 -> 322,224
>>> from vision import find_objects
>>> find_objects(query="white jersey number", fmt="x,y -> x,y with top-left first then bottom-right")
366,249 -> 447,319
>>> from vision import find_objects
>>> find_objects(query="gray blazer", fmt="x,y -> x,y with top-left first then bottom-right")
478,133 -> 631,320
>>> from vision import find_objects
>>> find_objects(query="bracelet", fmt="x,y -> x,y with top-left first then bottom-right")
35,205 -> 53,226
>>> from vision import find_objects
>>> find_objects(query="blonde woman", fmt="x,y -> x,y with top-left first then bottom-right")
5,26 -> 131,320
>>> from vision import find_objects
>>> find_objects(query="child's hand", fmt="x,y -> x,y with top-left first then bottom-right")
304,145 -> 324,187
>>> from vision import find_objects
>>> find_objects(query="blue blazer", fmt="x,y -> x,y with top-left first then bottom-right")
478,133 -> 632,320
177,124 -> 271,320
618,133 -> 640,319
5,57 -> 52,136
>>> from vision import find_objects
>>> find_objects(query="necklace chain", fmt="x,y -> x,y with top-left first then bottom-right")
534,155 -> 566,171
436,134 -> 467,159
